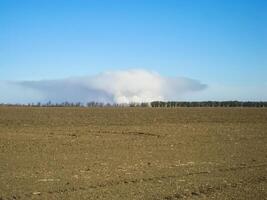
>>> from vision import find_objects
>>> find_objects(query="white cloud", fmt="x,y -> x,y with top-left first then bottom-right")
0,69 -> 207,104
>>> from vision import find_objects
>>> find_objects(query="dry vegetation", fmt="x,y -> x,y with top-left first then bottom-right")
0,107 -> 267,199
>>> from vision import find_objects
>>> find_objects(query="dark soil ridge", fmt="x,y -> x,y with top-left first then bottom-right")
94,130 -> 161,138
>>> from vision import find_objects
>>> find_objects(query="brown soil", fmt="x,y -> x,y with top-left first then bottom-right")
0,107 -> 266,199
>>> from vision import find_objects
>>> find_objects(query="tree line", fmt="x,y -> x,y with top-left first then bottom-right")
0,101 -> 267,107
150,101 -> 267,107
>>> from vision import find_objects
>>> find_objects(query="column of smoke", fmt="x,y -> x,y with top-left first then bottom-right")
0,69 -> 207,104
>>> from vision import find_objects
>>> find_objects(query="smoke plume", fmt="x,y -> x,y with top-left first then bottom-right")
0,69 -> 207,104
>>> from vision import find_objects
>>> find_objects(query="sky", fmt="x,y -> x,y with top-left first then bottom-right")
0,0 -> 267,103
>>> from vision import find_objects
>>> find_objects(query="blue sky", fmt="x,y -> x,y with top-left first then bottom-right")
0,0 -> 267,102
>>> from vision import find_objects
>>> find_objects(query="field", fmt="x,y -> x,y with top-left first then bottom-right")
0,107 -> 266,200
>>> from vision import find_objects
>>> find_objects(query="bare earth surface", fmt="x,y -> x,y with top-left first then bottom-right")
0,107 -> 266,200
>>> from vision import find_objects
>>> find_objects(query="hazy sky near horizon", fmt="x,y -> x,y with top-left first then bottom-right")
0,0 -> 267,103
